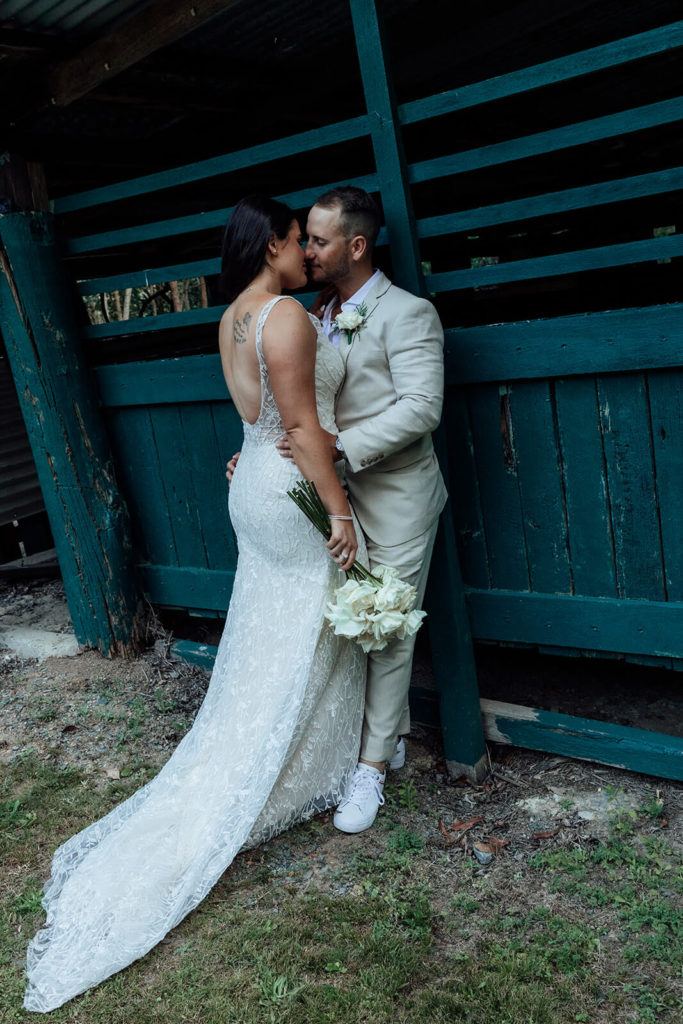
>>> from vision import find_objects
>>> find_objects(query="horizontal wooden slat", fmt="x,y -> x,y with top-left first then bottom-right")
171,639 -> 219,669
428,233 -> 683,292
417,166 -> 683,239
446,304 -> 683,391
91,300 -> 683,394
400,20 -> 683,123
78,258 -> 219,296
141,564 -> 234,610
96,354 -> 228,406
55,115 -> 373,213
480,699 -> 683,781
65,173 -> 381,255
467,590 -> 683,658
409,96 -> 683,184
85,290 -> 318,339
86,305 -> 223,338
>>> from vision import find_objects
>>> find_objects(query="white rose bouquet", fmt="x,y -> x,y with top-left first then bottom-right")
287,480 -> 426,652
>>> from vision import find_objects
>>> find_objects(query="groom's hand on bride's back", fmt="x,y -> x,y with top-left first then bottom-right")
276,431 -> 342,462
226,452 -> 240,484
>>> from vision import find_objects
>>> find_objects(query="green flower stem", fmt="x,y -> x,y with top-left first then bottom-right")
287,480 -> 379,585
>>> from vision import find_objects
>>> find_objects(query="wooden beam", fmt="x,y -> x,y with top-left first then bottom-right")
47,0 -> 244,108
350,0 -> 487,782
0,153 -> 49,213
481,699 -> 683,782
0,206 -> 145,655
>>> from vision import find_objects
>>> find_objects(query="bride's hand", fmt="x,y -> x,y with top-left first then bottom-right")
326,518 -> 357,572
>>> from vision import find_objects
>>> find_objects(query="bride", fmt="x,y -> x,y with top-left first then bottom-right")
23,195 -> 366,1013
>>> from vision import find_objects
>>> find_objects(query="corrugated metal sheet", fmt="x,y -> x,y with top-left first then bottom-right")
0,354 -> 45,525
0,0 -> 147,36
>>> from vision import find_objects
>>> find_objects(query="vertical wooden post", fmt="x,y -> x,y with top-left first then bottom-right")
0,160 -> 144,655
348,0 -> 421,294
349,0 -> 487,779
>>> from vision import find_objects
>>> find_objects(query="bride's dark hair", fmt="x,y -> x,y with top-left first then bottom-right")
220,195 -> 295,303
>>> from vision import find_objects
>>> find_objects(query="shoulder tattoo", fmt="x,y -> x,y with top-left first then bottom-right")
233,310 -> 252,344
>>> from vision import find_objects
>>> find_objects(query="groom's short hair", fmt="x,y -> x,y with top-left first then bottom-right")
314,186 -> 381,252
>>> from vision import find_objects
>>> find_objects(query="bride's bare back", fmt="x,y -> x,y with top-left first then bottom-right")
218,290 -> 271,424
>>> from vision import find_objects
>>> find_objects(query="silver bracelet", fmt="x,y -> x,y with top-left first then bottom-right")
329,515 -> 353,520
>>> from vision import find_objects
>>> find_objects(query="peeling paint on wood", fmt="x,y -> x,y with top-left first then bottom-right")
0,211 -> 144,655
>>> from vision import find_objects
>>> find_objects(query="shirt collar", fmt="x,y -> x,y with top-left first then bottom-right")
322,268 -> 381,341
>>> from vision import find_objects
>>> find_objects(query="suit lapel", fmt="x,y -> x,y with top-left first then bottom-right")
339,272 -> 392,364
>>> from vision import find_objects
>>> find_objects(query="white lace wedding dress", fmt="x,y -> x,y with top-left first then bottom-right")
24,296 -> 366,1013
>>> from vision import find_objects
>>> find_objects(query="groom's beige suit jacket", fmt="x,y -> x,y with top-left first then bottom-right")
335,272 -> 448,547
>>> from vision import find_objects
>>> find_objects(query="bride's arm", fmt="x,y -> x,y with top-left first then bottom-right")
263,300 -> 358,571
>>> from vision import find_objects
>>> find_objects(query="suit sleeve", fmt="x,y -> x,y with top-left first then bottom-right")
337,298 -> 444,473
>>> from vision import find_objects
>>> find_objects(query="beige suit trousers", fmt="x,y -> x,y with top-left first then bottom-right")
360,518 -> 439,764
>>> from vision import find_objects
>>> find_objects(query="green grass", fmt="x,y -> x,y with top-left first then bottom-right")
0,755 -> 680,1024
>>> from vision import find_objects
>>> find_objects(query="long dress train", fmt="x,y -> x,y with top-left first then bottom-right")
24,296 -> 365,1012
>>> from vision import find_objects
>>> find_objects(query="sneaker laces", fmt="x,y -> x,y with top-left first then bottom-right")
340,767 -> 385,811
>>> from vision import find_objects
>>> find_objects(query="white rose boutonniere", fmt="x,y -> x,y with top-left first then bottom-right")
334,302 -> 368,344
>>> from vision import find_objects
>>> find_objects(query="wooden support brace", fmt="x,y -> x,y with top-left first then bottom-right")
47,0 -> 243,108
0,210 -> 145,655
350,0 -> 487,782
481,699 -> 683,783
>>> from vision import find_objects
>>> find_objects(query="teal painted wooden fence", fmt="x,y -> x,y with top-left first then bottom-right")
39,5 -> 683,778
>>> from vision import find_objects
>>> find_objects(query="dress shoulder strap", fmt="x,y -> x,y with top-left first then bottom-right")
254,294 -> 300,365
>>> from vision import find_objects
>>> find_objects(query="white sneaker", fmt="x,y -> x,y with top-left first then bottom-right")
333,763 -> 385,833
389,737 -> 406,770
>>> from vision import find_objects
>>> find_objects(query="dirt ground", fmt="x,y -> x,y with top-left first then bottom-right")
1,576 -> 682,1022
1,575 -> 681,857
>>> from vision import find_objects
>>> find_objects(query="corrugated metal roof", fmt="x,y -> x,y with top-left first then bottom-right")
0,0 -> 148,37
0,355 -> 45,525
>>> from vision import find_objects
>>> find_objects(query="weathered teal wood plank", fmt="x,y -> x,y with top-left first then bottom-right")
427,233 -> 683,293
85,291 -> 317,339
466,591 -> 683,658
149,406 -> 209,569
410,96 -> 683,184
66,174 -> 381,254
55,115 -> 373,212
0,211 -> 142,654
202,401 -> 244,482
467,386 -> 529,591
445,304 -> 683,384
646,370 -> 683,601
349,0 -> 422,293
350,0 -> 484,779
95,354 -> 227,406
86,306 -> 223,338
171,639 -> 220,670
105,407 -> 177,567
77,258 -> 220,296
480,699 -> 683,782
597,375 -> 664,601
425,507 -> 487,780
444,391 -> 490,589
400,20 -> 683,123
141,564 -> 234,611
508,381 -> 571,594
179,404 -> 236,571
554,378 -> 617,597
418,166 -> 683,238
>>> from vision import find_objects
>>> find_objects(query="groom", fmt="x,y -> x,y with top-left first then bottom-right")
299,186 -> 446,832
228,186 -> 447,832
